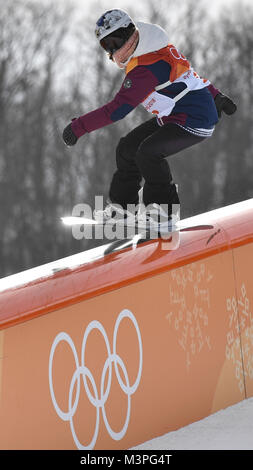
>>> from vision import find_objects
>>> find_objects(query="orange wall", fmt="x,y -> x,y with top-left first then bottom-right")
0,199 -> 253,450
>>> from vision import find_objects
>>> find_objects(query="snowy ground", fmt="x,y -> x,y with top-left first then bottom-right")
132,398 -> 253,450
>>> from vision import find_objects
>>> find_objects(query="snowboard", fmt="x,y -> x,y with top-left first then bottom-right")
61,215 -> 214,236
61,215 -> 180,236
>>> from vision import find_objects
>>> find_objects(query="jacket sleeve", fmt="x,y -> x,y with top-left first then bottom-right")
71,66 -> 159,138
207,83 -> 221,99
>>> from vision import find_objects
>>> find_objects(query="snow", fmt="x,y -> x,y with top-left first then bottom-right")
132,398 -> 253,450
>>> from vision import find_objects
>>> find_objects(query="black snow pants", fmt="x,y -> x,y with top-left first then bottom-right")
109,118 -> 206,213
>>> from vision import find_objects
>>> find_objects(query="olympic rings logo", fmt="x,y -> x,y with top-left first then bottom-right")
169,46 -> 187,61
48,309 -> 143,449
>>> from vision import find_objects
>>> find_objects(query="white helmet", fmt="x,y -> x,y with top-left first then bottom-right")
95,9 -> 135,41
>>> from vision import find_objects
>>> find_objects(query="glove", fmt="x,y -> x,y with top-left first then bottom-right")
62,122 -> 78,146
214,93 -> 237,118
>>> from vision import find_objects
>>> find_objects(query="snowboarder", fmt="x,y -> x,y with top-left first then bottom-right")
62,9 -> 236,231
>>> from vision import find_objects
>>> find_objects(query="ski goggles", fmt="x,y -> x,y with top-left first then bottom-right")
100,35 -> 126,55
100,24 -> 136,55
